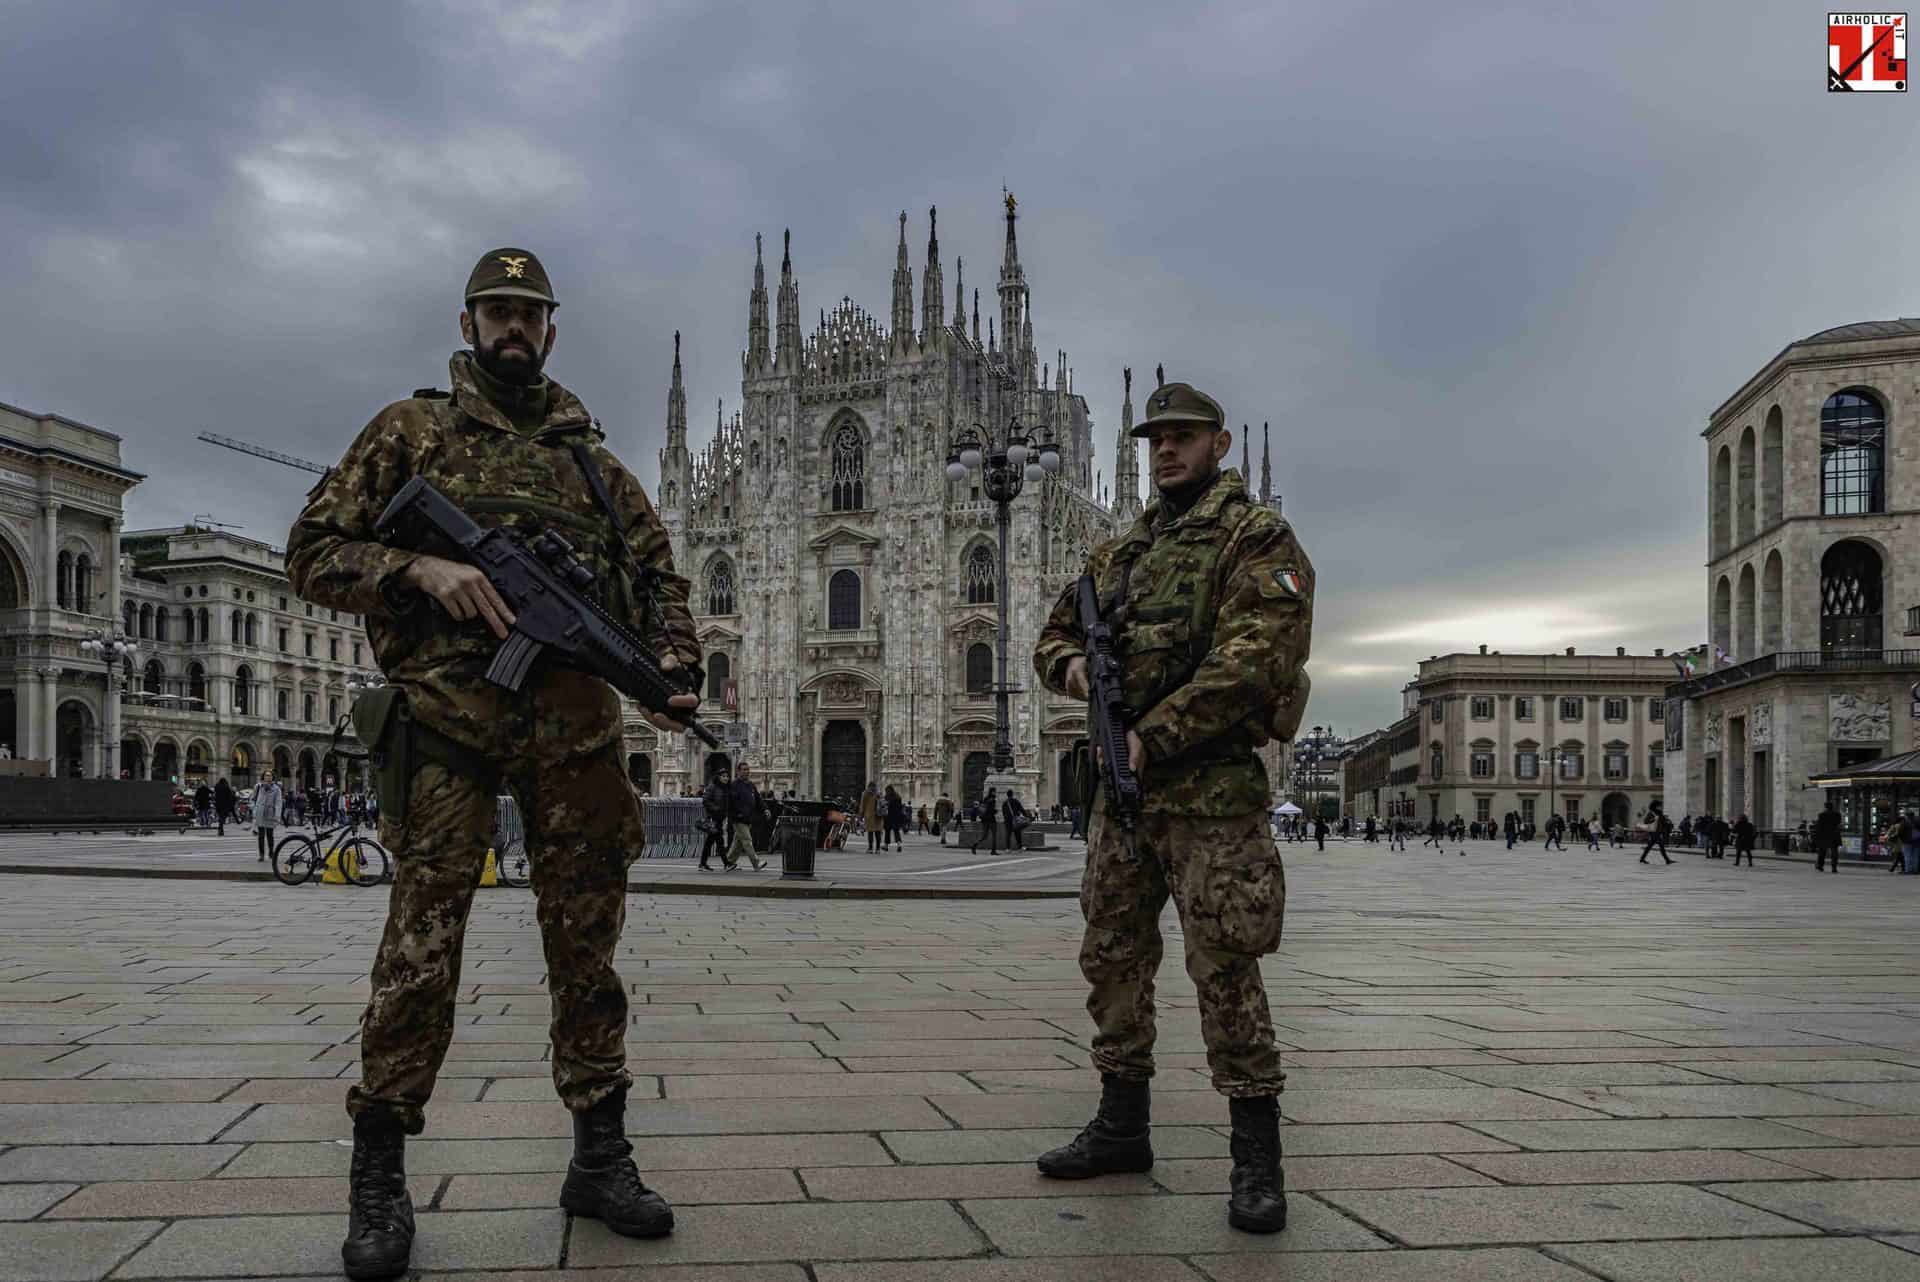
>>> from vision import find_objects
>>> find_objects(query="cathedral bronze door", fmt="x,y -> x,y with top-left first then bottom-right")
962,751 -> 991,805
821,721 -> 866,803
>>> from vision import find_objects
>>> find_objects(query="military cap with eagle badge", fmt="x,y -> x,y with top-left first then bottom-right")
465,247 -> 558,308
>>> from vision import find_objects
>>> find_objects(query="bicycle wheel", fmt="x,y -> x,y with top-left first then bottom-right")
340,837 -> 390,887
496,839 -> 530,888
271,832 -> 322,886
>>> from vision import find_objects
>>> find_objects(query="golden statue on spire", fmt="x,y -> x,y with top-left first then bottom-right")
1004,187 -> 1017,216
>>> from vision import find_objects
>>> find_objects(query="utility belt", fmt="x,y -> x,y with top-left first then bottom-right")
350,685 -> 498,826
1068,724 -> 1258,814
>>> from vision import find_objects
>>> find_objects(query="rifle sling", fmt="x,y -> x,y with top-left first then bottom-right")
567,442 -> 641,583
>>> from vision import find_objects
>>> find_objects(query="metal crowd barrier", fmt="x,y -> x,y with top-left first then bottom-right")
640,796 -> 705,861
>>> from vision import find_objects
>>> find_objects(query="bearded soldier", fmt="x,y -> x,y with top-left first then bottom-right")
287,249 -> 701,1279
1032,374 -> 1312,1234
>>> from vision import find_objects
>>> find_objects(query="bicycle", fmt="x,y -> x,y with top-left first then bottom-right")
272,717 -> 388,887
272,816 -> 390,887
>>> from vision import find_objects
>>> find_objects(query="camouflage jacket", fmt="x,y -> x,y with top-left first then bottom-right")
286,351 -> 699,760
1033,468 -> 1314,816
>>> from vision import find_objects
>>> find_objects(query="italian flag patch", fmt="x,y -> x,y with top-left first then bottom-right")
1272,568 -> 1304,597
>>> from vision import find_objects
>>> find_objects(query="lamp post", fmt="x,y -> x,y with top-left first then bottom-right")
79,627 -> 137,779
1292,724 -> 1337,824
946,414 -> 1061,795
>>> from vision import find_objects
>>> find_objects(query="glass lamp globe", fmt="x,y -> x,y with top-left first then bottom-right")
1039,446 -> 1062,473
1024,462 -> 1044,482
959,445 -> 983,469
1006,441 -> 1029,466
945,459 -> 969,481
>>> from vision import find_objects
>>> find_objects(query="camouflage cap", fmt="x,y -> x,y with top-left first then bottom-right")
465,248 -> 558,308
1130,381 -> 1224,436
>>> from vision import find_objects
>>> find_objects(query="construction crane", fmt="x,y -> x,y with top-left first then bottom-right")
197,431 -> 330,476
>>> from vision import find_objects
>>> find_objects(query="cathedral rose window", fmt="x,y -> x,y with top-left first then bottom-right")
706,561 -> 736,616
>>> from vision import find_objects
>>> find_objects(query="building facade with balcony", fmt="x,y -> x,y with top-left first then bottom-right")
1665,320 -> 1920,836
1404,647 -> 1672,831
118,526 -> 374,793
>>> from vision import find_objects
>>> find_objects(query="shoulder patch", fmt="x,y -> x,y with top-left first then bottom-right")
1269,567 -> 1305,598
411,387 -> 451,400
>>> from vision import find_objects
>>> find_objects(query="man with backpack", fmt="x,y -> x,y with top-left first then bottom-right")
1639,804 -> 1673,865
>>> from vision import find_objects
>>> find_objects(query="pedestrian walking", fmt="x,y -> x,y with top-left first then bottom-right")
193,781 -> 213,829
1902,811 -> 1920,876
933,793 -> 954,844
883,785 -> 907,851
1812,802 -> 1843,872
861,783 -> 881,853
697,771 -> 727,871
1731,813 -> 1756,867
916,803 -> 929,835
723,762 -> 767,872
214,776 -> 236,837
1585,817 -> 1600,851
1313,816 -> 1327,851
252,770 -> 284,863
1504,812 -> 1518,850
1004,792 -> 1032,849
1422,818 -> 1444,849
970,786 -> 1000,854
1543,815 -> 1565,851
1639,804 -> 1673,864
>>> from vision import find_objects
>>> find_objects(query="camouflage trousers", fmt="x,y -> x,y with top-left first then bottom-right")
1079,804 -> 1286,1098
347,742 -> 641,1134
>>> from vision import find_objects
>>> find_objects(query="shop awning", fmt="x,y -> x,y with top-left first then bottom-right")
1808,749 -> 1920,789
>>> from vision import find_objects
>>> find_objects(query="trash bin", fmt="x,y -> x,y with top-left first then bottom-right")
1773,831 -> 1790,855
768,801 -> 830,880
780,829 -> 816,879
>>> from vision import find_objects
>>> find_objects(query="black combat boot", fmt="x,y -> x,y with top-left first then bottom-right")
560,1087 -> 675,1237
340,1107 -> 414,1280
1226,1095 -> 1287,1233
1036,1074 -> 1153,1178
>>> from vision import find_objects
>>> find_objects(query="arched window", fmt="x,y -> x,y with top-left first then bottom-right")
187,663 -> 206,704
1736,427 -> 1756,544
123,600 -> 136,635
1821,391 -> 1886,515
705,561 -> 735,616
1712,575 -> 1732,659
234,665 -> 252,716
830,423 -> 865,511
150,605 -> 164,640
231,609 -> 243,643
707,652 -> 731,700
629,752 -> 653,794
56,551 -> 72,609
0,551 -> 19,609
329,695 -> 340,724
142,659 -> 163,695
1710,446 -> 1731,557
246,613 -> 259,647
966,642 -> 993,693
828,569 -> 861,630
1821,539 -> 1883,651
1761,549 -> 1783,653
1429,744 -> 1443,780
74,554 -> 91,612
303,692 -> 316,723
1762,404 -> 1784,527
196,607 -> 209,643
964,544 -> 996,604
1735,562 -> 1755,662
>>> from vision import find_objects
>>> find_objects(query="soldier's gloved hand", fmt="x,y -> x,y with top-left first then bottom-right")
1063,656 -> 1090,700
404,554 -> 516,639
647,654 -> 701,734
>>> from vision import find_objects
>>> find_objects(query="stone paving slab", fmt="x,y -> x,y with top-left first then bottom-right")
1705,1178 -> 1920,1233
113,1209 -> 565,1276
566,1199 -> 983,1266
1550,1237 -> 1920,1281
961,1192 -> 1386,1255
0,1220 -> 164,1282
1191,1247 -> 1597,1280
1321,1182 -> 1818,1246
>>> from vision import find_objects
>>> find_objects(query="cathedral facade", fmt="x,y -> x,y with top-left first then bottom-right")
630,199 -> 1143,808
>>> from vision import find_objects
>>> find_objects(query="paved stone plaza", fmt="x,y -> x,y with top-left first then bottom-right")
4,842 -> 1920,1279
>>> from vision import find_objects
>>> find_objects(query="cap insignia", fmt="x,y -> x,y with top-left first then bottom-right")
498,255 -> 529,278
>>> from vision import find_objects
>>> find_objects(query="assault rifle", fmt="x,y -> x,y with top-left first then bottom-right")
375,476 -> 719,748
1076,574 -> 1143,828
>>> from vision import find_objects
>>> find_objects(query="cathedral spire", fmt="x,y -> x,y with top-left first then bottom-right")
1021,286 -> 1035,387
921,205 -> 944,337
997,188 -> 1026,370
1260,421 -> 1273,503
746,233 -> 770,374
667,330 -> 686,451
972,288 -> 980,346
952,256 -> 965,337
890,209 -> 914,353
988,316 -> 996,355
1240,426 -> 1249,481
1113,366 -> 1142,521
774,228 -> 800,373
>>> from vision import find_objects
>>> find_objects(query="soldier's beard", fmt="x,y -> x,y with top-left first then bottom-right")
1155,465 -> 1220,517
474,336 -> 547,385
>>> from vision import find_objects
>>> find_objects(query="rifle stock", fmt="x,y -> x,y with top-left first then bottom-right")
375,476 -> 719,749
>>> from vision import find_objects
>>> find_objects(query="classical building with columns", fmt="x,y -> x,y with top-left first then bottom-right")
0,399 -> 141,775
639,197 -> 1285,806
1664,319 -> 1920,840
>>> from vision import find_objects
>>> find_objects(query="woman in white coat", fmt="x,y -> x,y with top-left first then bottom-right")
252,771 -> 285,863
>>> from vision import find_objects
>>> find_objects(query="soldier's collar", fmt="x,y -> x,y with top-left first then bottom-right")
447,351 -> 593,437
1145,466 -> 1247,531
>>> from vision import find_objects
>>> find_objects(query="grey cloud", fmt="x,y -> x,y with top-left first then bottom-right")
0,1 -> 1881,734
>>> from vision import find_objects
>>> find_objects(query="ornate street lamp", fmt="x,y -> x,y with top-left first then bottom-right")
946,415 -> 1061,779
79,627 -> 137,779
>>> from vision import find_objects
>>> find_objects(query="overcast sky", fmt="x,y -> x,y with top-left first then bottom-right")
2,1 -> 1905,735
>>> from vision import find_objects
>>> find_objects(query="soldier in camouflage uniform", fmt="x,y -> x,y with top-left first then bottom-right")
287,249 -> 702,1279
1031,374 -> 1313,1235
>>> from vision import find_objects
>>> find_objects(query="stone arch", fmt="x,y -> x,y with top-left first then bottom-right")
1736,425 -> 1755,544
1820,388 -> 1887,515
55,698 -> 92,777
153,605 -> 168,641
707,651 -> 731,701
1601,791 -> 1632,830
229,741 -> 256,785
1710,444 -> 1731,557
187,662 -> 207,705
1761,404 -> 1783,527
1735,561 -> 1756,662
56,549 -> 72,609
1820,537 -> 1885,651
827,568 -> 861,630
296,747 -> 318,793
245,612 -> 259,647
1761,549 -> 1783,654
234,663 -> 255,716
965,641 -> 993,693
628,752 -> 653,794
272,744 -> 293,780
0,522 -> 30,609
184,737 -> 213,785
151,736 -> 180,783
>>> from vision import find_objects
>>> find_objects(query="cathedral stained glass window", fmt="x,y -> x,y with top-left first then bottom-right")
964,544 -> 996,604
828,569 -> 861,631
831,424 -> 865,511
706,561 -> 735,616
